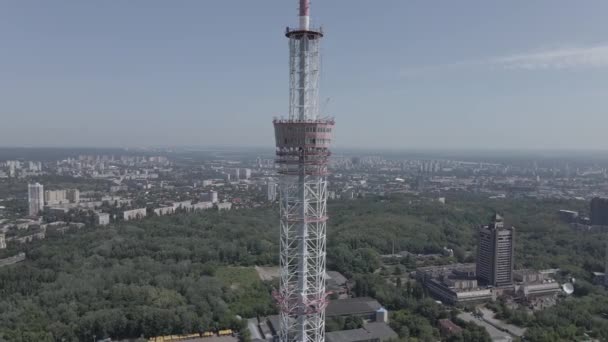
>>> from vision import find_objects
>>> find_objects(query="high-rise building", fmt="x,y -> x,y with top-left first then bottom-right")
273,1 -> 334,341
44,190 -> 68,205
266,180 -> 278,202
476,214 -> 515,287
28,183 -> 44,216
591,197 -> 608,226
67,189 -> 80,203
243,168 -> 252,179
201,190 -> 218,204
232,168 -> 240,181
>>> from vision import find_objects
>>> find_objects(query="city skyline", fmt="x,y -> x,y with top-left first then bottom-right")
2,1 -> 608,149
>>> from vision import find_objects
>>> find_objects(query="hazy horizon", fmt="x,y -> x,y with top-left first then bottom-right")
2,1 -> 608,149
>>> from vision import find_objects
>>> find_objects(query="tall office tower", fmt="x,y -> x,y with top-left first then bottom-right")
28,183 -> 44,217
591,197 -> 608,226
476,214 -> 515,287
273,1 -> 334,341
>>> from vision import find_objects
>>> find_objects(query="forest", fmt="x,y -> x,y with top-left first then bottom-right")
1,194 -> 607,341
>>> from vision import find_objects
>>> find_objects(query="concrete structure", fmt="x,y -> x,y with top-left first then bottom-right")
154,206 -> 175,216
11,231 -> 46,243
44,189 -> 68,205
416,264 -> 493,305
591,197 -> 608,226
123,208 -> 147,221
477,214 -> 515,287
248,298 -> 394,342
513,269 -> 561,299
192,201 -> 214,210
173,201 -> 193,211
325,323 -> 397,342
375,308 -> 388,324
0,233 -> 6,249
201,191 -> 219,204
243,168 -> 252,179
47,207 -> 69,218
95,212 -> 110,226
67,189 -> 80,203
557,209 -> 579,223
216,202 -> 232,211
28,183 -> 44,216
273,1 -> 335,341
326,271 -> 348,298
325,297 -> 382,321
231,168 -> 240,181
266,180 -> 278,202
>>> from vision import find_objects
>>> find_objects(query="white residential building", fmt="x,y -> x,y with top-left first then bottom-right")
28,183 -> 44,216
123,208 -> 147,221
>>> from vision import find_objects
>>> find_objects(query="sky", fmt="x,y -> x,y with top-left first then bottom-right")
1,0 -> 608,150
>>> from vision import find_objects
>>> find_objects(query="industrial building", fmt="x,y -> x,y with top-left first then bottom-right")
249,298 -> 396,342
325,322 -> 397,342
416,264 -> 493,305
513,269 -> 561,300
477,214 -> 515,287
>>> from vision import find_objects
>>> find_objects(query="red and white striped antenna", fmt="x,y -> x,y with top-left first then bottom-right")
299,0 -> 310,30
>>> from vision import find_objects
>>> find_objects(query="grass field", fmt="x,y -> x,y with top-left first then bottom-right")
216,267 -> 275,317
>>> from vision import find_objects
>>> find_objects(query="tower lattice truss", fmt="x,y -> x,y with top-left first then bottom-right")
272,1 -> 335,341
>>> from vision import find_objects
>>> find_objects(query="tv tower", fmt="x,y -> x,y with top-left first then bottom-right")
273,0 -> 334,341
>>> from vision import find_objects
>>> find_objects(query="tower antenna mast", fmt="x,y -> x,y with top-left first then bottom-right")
273,0 -> 334,341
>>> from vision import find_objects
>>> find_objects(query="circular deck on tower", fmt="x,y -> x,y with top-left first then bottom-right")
285,27 -> 324,40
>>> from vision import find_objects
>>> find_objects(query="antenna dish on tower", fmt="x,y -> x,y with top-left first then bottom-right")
562,282 -> 574,295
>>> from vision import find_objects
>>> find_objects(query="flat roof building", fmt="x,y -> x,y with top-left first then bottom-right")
325,322 -> 398,342
123,208 -> 147,221
95,212 -> 110,226
477,214 -> 515,287
591,197 -> 608,226
28,183 -> 44,217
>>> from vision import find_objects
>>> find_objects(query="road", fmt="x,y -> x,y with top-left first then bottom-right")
458,312 -> 513,342
479,307 -> 526,337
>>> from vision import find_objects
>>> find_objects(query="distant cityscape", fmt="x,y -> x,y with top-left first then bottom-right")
2,148 -> 608,341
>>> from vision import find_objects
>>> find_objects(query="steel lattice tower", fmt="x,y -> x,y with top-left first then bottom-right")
273,1 -> 334,341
